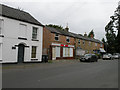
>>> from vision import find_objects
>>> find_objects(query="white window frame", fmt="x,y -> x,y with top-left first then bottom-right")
32,27 -> 38,40
66,36 -> 70,43
56,47 -> 60,57
31,46 -> 37,59
95,43 -> 97,46
89,41 -> 91,46
55,34 -> 59,41
0,19 -> 4,35
19,23 -> 27,38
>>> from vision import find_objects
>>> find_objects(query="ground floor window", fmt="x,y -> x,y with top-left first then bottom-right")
0,44 -> 2,60
56,47 -> 60,57
31,46 -> 37,58
63,47 -> 73,57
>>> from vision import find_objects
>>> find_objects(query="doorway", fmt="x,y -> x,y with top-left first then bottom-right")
17,44 -> 25,63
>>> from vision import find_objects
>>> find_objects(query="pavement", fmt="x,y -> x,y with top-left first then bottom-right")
2,59 -> 118,88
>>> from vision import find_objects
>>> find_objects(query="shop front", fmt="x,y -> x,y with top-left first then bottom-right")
51,43 -> 74,60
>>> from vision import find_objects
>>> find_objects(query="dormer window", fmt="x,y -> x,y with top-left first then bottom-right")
55,34 -> 59,41
32,27 -> 38,40
66,36 -> 70,43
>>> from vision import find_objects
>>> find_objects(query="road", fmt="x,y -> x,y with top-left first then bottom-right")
2,59 -> 118,88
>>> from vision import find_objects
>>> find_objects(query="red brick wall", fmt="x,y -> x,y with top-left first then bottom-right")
43,27 -> 75,59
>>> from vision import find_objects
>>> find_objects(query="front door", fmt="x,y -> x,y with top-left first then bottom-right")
18,44 -> 25,63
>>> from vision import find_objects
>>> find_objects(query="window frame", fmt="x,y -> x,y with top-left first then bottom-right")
32,27 -> 38,40
89,41 -> 91,46
55,33 -> 59,41
66,36 -> 70,43
95,43 -> 98,47
31,46 -> 37,58
78,39 -> 80,45
0,19 -> 4,35
83,40 -> 85,45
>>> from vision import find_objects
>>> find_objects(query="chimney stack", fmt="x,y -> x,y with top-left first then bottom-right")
84,32 -> 87,37
64,23 -> 69,32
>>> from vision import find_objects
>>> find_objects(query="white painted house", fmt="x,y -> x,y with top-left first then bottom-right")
0,4 -> 44,63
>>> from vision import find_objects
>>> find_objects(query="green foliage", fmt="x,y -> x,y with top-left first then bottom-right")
88,30 -> 95,38
46,24 -> 64,30
48,60 -> 53,63
102,38 -> 105,43
105,5 -> 120,53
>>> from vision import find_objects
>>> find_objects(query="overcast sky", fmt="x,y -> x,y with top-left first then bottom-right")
0,0 -> 119,40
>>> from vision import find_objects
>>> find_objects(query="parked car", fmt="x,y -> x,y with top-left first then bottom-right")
112,53 -> 120,59
80,54 -> 98,62
102,53 -> 113,60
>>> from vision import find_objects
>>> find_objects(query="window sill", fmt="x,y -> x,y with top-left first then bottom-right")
31,39 -> 39,41
66,42 -> 70,43
31,59 -> 38,60
0,35 -> 4,37
18,37 -> 27,40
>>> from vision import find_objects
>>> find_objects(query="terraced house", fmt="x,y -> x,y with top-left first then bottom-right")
43,26 -> 75,60
0,4 -> 44,63
74,33 -> 105,58
43,26 -> 105,60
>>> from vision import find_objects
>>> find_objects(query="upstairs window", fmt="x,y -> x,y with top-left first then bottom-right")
0,19 -> 3,35
78,39 -> 80,45
95,43 -> 97,46
83,40 -> 85,45
89,41 -> 91,46
66,37 -> 70,43
32,27 -> 38,40
100,44 -> 103,47
19,24 -> 27,38
55,34 -> 59,41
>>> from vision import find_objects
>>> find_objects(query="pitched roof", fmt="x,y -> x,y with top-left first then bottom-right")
45,26 -> 103,44
0,4 -> 44,26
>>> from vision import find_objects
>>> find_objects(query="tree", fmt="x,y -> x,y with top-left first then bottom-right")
46,24 -> 64,30
105,3 -> 120,53
101,38 -> 107,52
88,29 -> 95,38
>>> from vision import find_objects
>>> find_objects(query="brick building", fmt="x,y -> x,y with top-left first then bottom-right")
43,26 -> 105,60
74,33 -> 104,58
43,26 -> 75,60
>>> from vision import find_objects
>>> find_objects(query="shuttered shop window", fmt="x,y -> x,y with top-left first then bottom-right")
63,47 -> 66,57
56,47 -> 60,57
63,47 -> 73,57
70,48 -> 73,57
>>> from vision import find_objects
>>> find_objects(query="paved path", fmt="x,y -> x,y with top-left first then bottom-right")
2,59 -> 118,88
